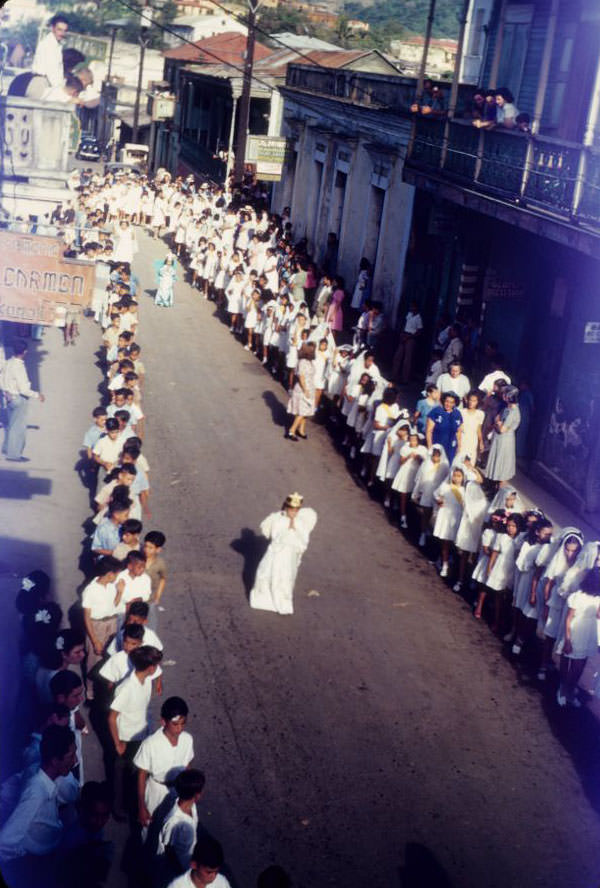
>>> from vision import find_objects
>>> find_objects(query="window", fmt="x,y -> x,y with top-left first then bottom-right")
496,4 -> 533,100
467,7 -> 485,57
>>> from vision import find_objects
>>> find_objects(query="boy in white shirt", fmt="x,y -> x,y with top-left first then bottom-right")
157,769 -> 205,879
108,645 -> 163,819
81,555 -> 122,698
134,696 -> 194,828
167,836 -> 231,888
107,601 -> 163,656
115,551 -> 152,618
92,418 -> 122,493
99,622 -> 144,689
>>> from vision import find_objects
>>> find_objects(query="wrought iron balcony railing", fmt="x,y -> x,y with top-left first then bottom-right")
407,117 -> 600,232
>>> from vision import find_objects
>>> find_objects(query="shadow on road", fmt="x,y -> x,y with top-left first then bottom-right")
398,843 -> 455,887
262,390 -> 288,428
230,528 -> 268,600
0,468 -> 52,499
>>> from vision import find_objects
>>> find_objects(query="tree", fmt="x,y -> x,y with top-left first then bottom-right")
343,0 -> 462,39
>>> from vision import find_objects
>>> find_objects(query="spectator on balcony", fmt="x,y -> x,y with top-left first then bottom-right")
411,80 -> 446,117
32,13 -> 69,90
495,88 -> 519,129
472,89 -> 497,129
516,112 -> 531,133
467,91 -> 485,121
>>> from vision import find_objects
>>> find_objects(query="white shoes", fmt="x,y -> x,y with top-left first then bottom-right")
244,344 -> 250,350
452,581 -> 462,593
400,515 -> 408,529
440,563 -> 448,578
383,495 -> 391,509
511,642 -> 522,655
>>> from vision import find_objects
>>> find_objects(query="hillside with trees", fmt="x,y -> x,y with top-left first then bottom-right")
343,0 -> 462,39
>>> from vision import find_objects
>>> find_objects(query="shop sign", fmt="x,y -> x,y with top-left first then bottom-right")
0,232 -> 94,326
483,270 -> 525,301
583,321 -> 600,344
246,136 -> 289,182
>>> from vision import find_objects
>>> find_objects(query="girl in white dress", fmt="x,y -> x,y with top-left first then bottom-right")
225,267 -> 246,333
326,345 -> 352,409
113,221 -> 138,267
453,461 -> 488,592
472,514 -> 501,618
250,492 -> 318,616
539,529 -> 583,680
313,338 -> 330,412
484,512 -> 524,634
390,429 -> 426,525
378,420 -> 410,502
510,518 -> 553,654
244,289 -> 261,352
150,191 -> 167,238
458,391 -> 484,464
433,466 -> 467,578
360,388 -> 400,486
140,189 -> 155,227
174,209 -> 189,257
286,314 -> 308,389
555,567 -> 600,706
342,373 -> 373,455
412,444 -> 449,547
203,242 -> 219,300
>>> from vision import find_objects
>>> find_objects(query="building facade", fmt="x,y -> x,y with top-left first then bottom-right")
403,0 -> 600,516
273,62 -> 421,327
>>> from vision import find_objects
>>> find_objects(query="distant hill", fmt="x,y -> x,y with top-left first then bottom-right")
343,0 -> 463,39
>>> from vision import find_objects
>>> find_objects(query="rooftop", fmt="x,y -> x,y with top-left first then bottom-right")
162,30 -> 273,62
269,32 -> 342,52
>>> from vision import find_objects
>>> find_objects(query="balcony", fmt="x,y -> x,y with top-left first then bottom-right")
406,117 -> 600,234
0,95 -> 78,220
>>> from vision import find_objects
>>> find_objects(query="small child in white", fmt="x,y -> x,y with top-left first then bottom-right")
433,465 -> 466,578
157,768 -> 206,880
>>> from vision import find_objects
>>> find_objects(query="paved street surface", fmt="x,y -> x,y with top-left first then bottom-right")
2,229 -> 600,888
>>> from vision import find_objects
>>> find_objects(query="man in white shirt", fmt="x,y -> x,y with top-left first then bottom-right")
0,725 -> 77,863
1,339 -> 45,461
392,301 -> 423,384
437,361 -> 471,403
32,14 -> 69,89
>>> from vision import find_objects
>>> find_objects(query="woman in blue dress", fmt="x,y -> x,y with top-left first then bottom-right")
426,391 -> 463,463
154,252 -> 177,308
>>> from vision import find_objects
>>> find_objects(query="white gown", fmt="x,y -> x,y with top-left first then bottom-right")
250,508 -> 318,615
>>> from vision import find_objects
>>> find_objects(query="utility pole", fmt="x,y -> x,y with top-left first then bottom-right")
416,0 -> 436,101
233,0 -> 262,188
132,0 -> 154,144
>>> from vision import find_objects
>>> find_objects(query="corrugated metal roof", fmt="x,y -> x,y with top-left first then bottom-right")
162,31 -> 272,62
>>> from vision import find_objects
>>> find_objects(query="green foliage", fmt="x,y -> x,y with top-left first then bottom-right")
258,6 -> 309,36
0,18 -> 40,53
343,0 -> 462,39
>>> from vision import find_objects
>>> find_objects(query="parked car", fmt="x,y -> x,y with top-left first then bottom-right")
76,134 -> 101,162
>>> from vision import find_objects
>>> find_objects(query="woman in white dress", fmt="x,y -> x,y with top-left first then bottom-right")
250,492 -> 318,615
433,465 -> 467,578
313,338 -> 331,412
458,391 -> 484,464
539,529 -> 583,680
555,566 -> 600,706
151,191 -> 167,238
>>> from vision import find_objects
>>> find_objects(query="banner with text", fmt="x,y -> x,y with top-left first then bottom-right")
0,232 -> 95,326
